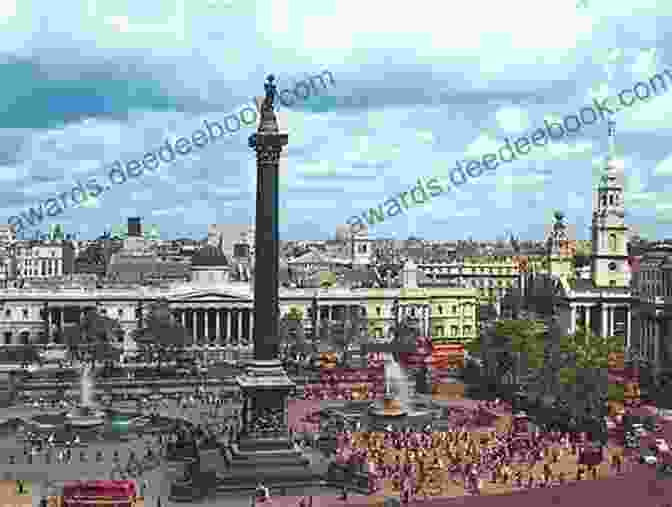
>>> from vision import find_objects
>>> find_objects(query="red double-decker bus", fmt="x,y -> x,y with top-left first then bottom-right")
60,480 -> 138,507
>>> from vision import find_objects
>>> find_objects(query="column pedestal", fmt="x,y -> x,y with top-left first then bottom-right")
212,360 -> 315,492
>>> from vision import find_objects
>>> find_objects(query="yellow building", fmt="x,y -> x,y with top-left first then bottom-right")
418,257 -> 520,304
364,259 -> 479,345
364,286 -> 479,344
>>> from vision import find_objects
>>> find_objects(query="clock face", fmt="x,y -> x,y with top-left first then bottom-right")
608,261 -> 617,271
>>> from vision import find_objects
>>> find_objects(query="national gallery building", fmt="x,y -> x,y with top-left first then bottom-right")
0,246 -> 479,359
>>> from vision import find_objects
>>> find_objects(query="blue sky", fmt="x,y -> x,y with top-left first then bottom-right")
1,0 -> 671,240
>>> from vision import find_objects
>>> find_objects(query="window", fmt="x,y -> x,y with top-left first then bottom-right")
609,195 -> 614,205
609,234 -> 618,251
601,195 -> 607,207
452,306 -> 458,314
451,325 -> 458,337
438,305 -> 443,314
376,307 -> 381,316
22,309 -> 28,319
118,309 -> 123,318
4,309 -> 10,318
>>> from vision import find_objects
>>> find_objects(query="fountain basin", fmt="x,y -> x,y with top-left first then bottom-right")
65,406 -> 106,427
26,409 -> 179,440
369,397 -> 406,417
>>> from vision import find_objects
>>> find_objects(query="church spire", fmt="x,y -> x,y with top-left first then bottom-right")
608,119 -> 616,158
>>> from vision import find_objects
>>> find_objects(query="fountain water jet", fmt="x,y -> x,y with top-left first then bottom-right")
80,363 -> 94,407
370,355 -> 409,418
65,363 -> 105,428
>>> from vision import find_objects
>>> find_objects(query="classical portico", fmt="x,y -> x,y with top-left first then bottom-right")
168,304 -> 252,346
567,298 -> 631,349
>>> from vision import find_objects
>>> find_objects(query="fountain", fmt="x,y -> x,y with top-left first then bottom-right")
369,356 -> 408,417
64,364 -> 105,428
363,355 -> 432,431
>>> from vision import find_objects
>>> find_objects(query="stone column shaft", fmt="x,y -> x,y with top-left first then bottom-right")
250,312 -> 254,343
205,310 -> 210,342
48,309 -> 53,341
610,307 -> 615,338
216,310 -> 221,343
585,306 -> 590,333
570,305 -> 577,335
625,307 -> 631,351
192,310 -> 197,343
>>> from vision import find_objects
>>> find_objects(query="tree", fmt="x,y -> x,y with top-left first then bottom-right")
481,319 -> 546,391
556,330 -> 624,421
324,306 -> 366,367
319,271 -> 337,288
133,299 -> 190,368
279,307 -> 308,359
63,309 -> 123,365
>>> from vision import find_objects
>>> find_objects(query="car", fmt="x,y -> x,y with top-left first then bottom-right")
656,438 -> 671,453
640,447 -> 658,465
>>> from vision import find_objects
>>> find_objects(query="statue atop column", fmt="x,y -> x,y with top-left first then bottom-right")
263,74 -> 277,111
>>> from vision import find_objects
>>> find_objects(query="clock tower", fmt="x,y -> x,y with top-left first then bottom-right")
592,120 -> 629,288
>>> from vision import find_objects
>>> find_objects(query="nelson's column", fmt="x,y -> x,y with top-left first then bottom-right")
214,75 -> 315,494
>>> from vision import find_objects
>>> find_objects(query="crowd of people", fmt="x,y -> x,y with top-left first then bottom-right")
332,407 -> 632,502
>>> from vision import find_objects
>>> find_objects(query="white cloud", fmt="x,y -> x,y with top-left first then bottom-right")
653,155 -> 672,176
0,0 -> 17,23
264,0 -> 595,72
416,130 -> 434,144
106,15 -> 130,33
464,134 -> 500,159
630,48 -> 658,78
152,206 -> 185,217
495,106 -> 530,133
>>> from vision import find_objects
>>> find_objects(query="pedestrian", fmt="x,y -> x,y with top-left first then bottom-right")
340,486 -> 348,501
612,453 -> 623,474
558,471 -> 566,485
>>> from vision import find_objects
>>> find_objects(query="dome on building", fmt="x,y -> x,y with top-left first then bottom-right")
191,244 -> 229,267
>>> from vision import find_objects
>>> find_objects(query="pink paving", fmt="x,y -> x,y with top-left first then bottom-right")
259,466 -> 672,507
287,399 -> 322,433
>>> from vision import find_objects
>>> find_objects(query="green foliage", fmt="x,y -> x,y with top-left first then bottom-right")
493,319 -> 546,370
464,338 -> 482,356
559,330 -> 624,370
559,366 -> 578,386
608,383 -> 625,402
133,300 -> 191,365
319,271 -> 337,288
287,306 -> 304,321
484,319 -> 547,386
555,330 -> 623,415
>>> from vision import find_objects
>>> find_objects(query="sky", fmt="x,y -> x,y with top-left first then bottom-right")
1,0 -> 671,241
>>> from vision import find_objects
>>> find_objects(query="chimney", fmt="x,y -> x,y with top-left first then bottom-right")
127,217 -> 142,237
